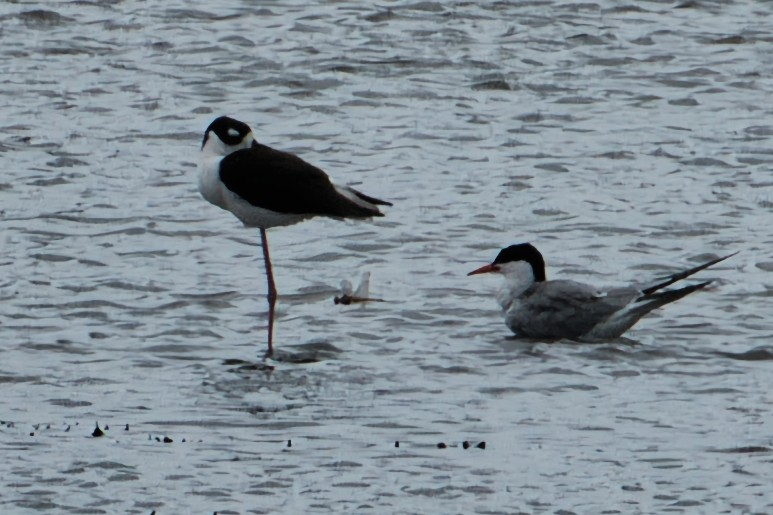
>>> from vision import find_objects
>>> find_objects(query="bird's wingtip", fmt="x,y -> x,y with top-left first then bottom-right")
720,250 -> 740,261
349,188 -> 392,208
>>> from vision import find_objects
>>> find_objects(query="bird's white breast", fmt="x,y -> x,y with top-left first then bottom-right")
198,156 -> 310,228
198,155 -> 227,210
496,261 -> 536,311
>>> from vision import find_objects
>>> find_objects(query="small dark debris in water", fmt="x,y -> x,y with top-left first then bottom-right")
472,79 -> 511,91
287,439 -> 292,448
711,35 -> 746,45
155,437 -> 160,442
47,156 -> 88,168
125,424 -> 129,431
182,438 -> 186,442
29,432 -> 34,437
364,10 -> 394,23
18,9 -> 74,27
104,424 -> 109,430
669,97 -> 699,106
566,33 -> 606,45
163,436 -> 173,443
33,424 -> 40,430
462,441 -> 471,449
437,442 -> 447,449
65,425 -> 70,432
476,442 -> 486,450
394,441 -> 399,448
713,446 -> 771,454
716,347 -> 773,361
92,423 -> 104,438
326,65 -> 357,73
46,424 -> 50,430
622,484 -> 644,491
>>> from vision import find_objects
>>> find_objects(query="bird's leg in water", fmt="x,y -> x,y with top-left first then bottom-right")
260,228 -> 277,358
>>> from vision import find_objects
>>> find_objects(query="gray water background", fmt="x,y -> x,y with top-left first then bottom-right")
1,1 -> 773,513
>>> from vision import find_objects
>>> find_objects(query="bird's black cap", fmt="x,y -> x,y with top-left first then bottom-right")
202,116 -> 253,148
493,243 -> 547,282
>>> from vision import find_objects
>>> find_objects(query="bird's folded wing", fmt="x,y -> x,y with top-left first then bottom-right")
513,281 -> 636,339
219,145 -> 378,217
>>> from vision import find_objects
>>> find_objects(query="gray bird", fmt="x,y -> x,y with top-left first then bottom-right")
468,243 -> 736,340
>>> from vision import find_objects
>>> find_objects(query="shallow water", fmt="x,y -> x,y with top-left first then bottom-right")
1,0 -> 772,513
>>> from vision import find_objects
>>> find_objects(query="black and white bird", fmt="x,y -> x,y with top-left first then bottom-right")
468,243 -> 736,341
199,116 -> 391,357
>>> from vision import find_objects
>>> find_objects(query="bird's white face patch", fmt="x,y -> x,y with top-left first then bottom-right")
228,128 -> 241,138
202,130 -> 254,157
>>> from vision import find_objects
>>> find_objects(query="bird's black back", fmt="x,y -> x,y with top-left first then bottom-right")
219,143 -> 384,218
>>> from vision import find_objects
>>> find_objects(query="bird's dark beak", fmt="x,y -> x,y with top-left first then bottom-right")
467,263 -> 499,276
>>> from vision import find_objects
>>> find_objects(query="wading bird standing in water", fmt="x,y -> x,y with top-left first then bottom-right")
468,243 -> 736,340
199,116 -> 391,357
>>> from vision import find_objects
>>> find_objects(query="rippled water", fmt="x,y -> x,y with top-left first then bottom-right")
2,1 -> 772,513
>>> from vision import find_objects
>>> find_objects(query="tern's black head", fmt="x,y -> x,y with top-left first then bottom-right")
493,243 -> 547,281
202,116 -> 253,149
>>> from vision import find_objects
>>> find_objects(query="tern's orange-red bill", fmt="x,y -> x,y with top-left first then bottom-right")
467,263 -> 499,276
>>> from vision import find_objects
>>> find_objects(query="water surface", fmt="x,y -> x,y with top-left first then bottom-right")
1,1 -> 772,513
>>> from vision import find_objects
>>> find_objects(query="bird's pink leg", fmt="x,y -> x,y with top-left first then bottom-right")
260,228 -> 277,358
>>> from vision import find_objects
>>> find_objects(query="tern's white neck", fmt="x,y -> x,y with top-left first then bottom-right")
496,261 -> 538,311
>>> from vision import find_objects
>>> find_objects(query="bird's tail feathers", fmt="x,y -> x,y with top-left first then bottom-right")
588,281 -> 713,339
641,251 -> 737,296
637,280 -> 713,309
351,188 -> 393,207
334,185 -> 391,217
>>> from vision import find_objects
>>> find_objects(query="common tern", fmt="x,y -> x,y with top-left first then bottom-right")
468,243 -> 736,340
